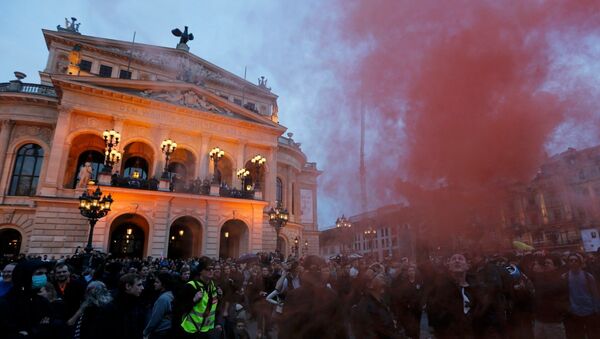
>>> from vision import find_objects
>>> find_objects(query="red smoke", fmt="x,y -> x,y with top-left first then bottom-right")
319,0 -> 600,247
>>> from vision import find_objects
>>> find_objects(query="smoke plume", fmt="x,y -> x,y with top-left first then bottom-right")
316,0 -> 600,246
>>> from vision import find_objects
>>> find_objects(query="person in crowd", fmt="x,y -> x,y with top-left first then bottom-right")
53,263 -> 86,322
428,253 -> 482,339
391,264 -> 425,339
143,272 -> 175,339
563,253 -> 600,339
531,255 -> 568,339
112,273 -> 146,339
68,280 -> 116,339
0,259 -> 53,339
352,266 -> 403,338
0,262 -> 16,297
279,257 -> 347,339
173,257 -> 219,339
504,261 -> 535,339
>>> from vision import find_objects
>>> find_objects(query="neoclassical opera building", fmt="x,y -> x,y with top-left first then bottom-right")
0,21 -> 320,259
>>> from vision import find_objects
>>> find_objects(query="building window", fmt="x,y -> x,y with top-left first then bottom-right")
99,65 -> 113,77
9,143 -> 44,196
233,98 -> 242,105
73,151 -> 105,188
119,70 -> 132,79
592,232 -> 597,239
80,59 -> 92,72
219,94 -> 229,100
276,177 -> 283,205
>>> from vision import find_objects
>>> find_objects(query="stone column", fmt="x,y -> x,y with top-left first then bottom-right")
198,136 -> 210,180
40,107 -> 73,195
0,120 -> 15,183
265,147 -> 277,203
235,142 -> 247,189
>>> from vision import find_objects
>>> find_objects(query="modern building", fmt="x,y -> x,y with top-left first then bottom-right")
319,204 -> 416,261
0,20 -> 320,259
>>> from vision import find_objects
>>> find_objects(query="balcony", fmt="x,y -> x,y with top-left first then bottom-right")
0,82 -> 57,98
106,175 -> 257,200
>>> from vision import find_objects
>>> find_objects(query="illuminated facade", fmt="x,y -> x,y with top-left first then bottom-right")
0,23 -> 320,259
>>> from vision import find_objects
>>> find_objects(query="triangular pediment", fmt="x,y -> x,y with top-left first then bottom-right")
51,76 -> 283,130
42,30 -> 277,99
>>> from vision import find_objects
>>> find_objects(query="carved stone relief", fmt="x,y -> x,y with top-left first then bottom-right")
140,89 -> 226,113
11,125 -> 53,146
70,114 -> 111,133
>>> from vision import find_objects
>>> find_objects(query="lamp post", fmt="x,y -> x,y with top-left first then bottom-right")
303,239 -> 309,255
209,147 -> 225,184
102,129 -> 121,172
236,168 -> 250,189
268,202 -> 289,253
364,227 -> 377,258
78,185 -> 113,261
335,215 -> 352,254
161,139 -> 177,178
250,155 -> 266,190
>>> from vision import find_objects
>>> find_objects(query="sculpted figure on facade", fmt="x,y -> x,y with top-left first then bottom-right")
77,162 -> 93,188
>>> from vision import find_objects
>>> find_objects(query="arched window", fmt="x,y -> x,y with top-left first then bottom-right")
9,143 -> 44,196
276,177 -> 283,204
73,151 -> 105,188
123,157 -> 149,179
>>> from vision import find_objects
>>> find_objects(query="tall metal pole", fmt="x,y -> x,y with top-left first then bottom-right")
359,101 -> 367,214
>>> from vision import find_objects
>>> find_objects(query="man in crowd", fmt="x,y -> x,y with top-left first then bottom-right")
173,257 -> 219,339
53,263 -> 86,320
0,262 -> 16,297
563,253 -> 600,339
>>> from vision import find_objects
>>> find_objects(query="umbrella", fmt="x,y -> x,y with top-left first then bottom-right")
512,241 -> 534,251
347,252 -> 364,260
236,253 -> 259,264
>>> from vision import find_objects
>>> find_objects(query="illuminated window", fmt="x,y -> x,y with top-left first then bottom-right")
276,177 -> 283,205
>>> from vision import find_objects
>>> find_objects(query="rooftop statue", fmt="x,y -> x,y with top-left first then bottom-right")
171,26 -> 194,50
57,17 -> 81,34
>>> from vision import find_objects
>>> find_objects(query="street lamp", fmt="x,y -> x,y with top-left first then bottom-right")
364,227 -> 377,257
250,155 -> 267,190
303,239 -> 309,255
268,202 -> 289,252
335,215 -> 352,254
161,139 -> 177,178
102,129 -> 121,172
78,185 -> 113,258
209,147 -> 225,184
236,168 -> 250,189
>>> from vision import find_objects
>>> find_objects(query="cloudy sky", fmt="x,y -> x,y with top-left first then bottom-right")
2,1 -> 600,231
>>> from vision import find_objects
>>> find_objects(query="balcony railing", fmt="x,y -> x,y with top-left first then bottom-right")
0,82 -> 57,98
107,175 -> 257,200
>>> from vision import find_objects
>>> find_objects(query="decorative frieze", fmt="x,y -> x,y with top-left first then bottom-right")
11,124 -> 53,146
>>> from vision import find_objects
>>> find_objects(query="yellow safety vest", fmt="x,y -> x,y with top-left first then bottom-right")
181,280 -> 218,333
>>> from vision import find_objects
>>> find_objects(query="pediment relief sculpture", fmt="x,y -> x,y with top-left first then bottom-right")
140,89 -> 225,113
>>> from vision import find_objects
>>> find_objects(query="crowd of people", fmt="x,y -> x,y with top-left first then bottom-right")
0,248 -> 599,339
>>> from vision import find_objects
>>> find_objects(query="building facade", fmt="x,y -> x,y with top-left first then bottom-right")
504,146 -> 600,252
0,22 -> 320,259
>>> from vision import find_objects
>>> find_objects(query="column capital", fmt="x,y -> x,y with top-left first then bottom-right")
1,119 -> 15,128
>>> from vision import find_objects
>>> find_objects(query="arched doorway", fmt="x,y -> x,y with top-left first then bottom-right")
213,155 -> 233,187
219,219 -> 249,259
168,216 -> 203,259
109,214 -> 148,258
72,151 -> 105,188
169,148 -> 196,181
0,228 -> 21,258
244,159 -> 266,191
121,142 -> 154,178
63,133 -> 105,188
